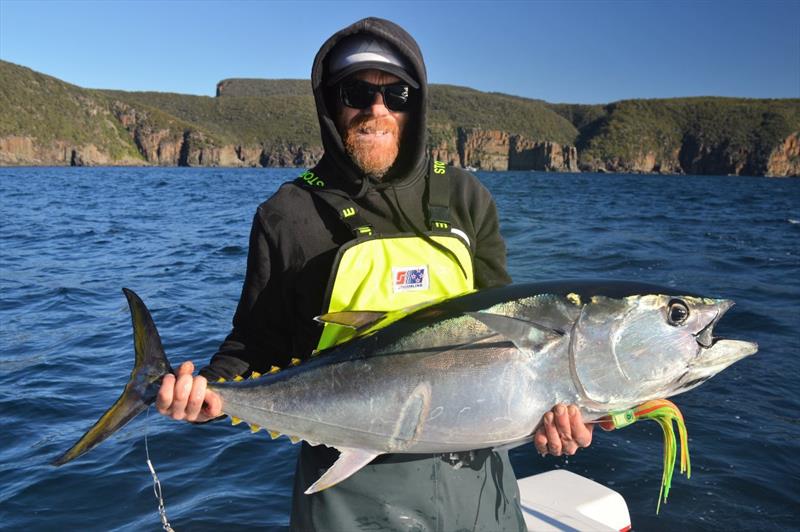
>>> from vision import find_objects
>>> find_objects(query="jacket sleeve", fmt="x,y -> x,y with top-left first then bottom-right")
473,193 -> 512,289
199,209 -> 294,381
453,169 -> 512,289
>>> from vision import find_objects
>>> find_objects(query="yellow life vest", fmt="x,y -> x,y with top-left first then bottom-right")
295,161 -> 475,351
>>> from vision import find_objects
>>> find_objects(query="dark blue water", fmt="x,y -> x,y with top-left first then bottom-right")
1,167 -> 798,531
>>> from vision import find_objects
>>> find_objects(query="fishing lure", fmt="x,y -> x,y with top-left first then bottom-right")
610,399 -> 691,513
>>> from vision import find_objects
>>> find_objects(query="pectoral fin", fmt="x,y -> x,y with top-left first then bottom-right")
314,311 -> 387,330
466,311 -> 563,352
304,448 -> 382,494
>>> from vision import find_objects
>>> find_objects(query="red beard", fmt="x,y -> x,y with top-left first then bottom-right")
342,115 -> 400,179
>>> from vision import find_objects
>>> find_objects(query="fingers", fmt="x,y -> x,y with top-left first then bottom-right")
184,372 -> 207,421
550,404 -> 572,455
533,404 -> 594,457
201,390 -> 223,420
155,373 -> 175,414
169,361 -> 195,420
155,361 -> 217,422
598,415 -> 616,431
569,405 -> 593,448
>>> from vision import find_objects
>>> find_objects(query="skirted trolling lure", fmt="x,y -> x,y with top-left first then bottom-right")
609,399 -> 691,513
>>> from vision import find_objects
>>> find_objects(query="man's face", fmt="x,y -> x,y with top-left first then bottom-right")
334,69 -> 410,180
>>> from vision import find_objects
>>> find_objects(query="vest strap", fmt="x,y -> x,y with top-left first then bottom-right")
428,160 -> 451,231
295,161 -> 454,238
294,175 -> 373,236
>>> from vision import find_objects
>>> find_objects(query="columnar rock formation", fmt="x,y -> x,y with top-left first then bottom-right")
441,128 -> 579,172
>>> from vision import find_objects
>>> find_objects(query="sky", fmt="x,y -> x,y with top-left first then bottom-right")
0,0 -> 798,104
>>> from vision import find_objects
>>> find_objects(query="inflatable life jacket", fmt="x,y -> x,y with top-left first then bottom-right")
295,160 -> 475,351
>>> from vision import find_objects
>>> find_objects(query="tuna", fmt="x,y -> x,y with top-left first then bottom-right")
53,281 -> 757,497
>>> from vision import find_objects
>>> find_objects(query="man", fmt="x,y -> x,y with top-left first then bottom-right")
156,17 -> 594,531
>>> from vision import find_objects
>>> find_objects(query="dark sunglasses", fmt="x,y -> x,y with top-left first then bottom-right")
339,80 -> 413,112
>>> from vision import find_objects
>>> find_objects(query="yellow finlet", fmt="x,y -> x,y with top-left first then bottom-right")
249,424 -> 261,433
233,375 -> 244,382
268,366 -> 280,374
289,435 -> 300,444
216,377 -> 226,383
230,416 -> 242,425
269,431 -> 281,439
290,358 -> 301,366
250,371 -> 262,379
566,292 -> 581,306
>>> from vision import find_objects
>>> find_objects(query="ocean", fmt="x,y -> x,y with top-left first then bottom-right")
1,167 -> 798,530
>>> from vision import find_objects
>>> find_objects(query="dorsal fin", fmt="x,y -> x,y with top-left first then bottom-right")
466,311 -> 564,351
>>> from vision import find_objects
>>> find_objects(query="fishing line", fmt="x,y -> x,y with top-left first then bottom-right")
145,406 -> 175,532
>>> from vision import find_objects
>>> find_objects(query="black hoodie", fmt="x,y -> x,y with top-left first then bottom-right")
201,18 -> 522,531
201,17 -> 510,380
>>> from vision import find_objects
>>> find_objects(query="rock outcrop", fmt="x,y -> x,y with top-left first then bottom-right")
766,132 -> 800,177
580,149 -> 683,174
509,137 -> 579,172
458,128 -> 510,171
438,128 -> 578,172
110,101 -> 322,167
0,135 -> 141,166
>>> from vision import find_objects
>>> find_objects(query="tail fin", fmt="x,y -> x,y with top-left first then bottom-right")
52,288 -> 173,466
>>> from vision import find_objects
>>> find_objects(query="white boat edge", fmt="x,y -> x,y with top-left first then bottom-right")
518,469 -> 631,531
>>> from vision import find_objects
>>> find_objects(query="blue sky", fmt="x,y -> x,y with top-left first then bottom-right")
1,0 -> 798,104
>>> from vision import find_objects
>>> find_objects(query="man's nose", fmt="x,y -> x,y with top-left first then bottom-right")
366,92 -> 390,117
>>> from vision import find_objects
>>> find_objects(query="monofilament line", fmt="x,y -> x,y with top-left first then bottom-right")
145,406 -> 175,532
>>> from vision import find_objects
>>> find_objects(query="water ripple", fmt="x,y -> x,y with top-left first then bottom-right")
1,168 -> 798,530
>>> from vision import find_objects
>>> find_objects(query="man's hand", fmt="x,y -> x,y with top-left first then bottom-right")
156,361 -> 222,422
533,404 -> 595,456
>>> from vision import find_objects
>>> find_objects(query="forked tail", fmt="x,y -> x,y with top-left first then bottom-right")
52,288 -> 173,466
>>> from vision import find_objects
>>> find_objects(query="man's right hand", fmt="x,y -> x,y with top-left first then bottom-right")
156,361 -> 223,422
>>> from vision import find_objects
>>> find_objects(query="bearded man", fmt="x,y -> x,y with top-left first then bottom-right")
156,17 -> 594,531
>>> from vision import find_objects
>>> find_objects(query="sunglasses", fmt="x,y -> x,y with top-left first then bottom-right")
339,80 -> 413,112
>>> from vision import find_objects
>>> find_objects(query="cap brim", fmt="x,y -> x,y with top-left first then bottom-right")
327,62 -> 419,89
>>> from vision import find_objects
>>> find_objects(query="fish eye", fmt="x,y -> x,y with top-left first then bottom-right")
667,299 -> 690,326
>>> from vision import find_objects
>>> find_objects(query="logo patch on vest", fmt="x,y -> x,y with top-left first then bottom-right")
392,266 -> 429,293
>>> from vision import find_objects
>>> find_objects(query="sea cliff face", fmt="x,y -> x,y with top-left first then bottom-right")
766,132 -> 800,177
0,97 -> 323,168
446,128 -> 579,172
112,100 -> 323,167
0,135 -> 144,166
574,131 -> 800,177
1,61 -> 797,176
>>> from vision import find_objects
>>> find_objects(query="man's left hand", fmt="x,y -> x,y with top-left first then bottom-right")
533,404 -> 594,456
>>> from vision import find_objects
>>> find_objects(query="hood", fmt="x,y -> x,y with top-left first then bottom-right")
311,17 -> 429,194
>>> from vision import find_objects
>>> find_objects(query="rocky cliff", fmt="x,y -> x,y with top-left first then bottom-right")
568,98 -> 800,176
1,61 -> 798,176
454,128 -> 578,172
110,101 -> 322,167
766,132 -> 800,177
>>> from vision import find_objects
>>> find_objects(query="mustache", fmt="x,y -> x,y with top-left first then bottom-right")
345,115 -> 399,135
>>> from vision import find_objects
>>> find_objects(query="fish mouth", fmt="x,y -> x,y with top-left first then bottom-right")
694,300 -> 733,348
690,299 -> 757,372
674,299 -> 757,395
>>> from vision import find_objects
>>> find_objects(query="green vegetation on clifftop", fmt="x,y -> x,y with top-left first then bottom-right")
0,61 -> 141,160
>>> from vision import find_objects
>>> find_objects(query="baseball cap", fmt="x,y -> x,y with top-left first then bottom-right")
326,35 -> 419,88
